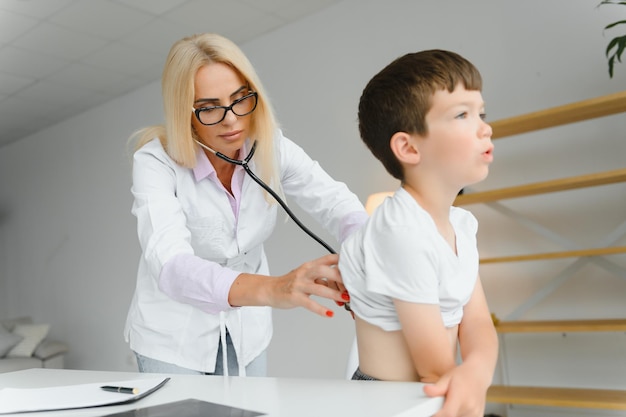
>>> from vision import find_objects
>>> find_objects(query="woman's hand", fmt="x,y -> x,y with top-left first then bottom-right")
229,254 -> 350,318
321,269 -> 351,311
268,254 -> 350,317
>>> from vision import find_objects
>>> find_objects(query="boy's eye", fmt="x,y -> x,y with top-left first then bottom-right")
480,113 -> 487,120
455,112 -> 467,119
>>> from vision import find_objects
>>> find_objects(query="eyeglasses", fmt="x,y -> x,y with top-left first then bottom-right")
192,91 -> 258,126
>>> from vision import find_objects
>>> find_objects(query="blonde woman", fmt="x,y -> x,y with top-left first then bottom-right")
124,33 -> 367,376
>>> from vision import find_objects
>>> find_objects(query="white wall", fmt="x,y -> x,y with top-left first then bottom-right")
0,81 -> 163,370
1,1 -> 625,415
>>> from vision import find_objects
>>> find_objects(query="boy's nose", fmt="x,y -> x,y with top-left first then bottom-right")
480,121 -> 493,138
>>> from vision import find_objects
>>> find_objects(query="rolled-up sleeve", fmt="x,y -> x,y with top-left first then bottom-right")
131,140 -> 239,314
159,254 -> 239,314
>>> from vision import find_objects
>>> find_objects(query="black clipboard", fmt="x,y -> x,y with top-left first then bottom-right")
100,398 -> 265,417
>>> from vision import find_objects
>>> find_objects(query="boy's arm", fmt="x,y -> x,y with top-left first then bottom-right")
424,276 -> 499,417
394,299 -> 457,382
458,276 -> 499,386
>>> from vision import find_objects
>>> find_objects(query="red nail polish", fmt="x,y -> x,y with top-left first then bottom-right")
325,310 -> 334,318
341,292 -> 350,301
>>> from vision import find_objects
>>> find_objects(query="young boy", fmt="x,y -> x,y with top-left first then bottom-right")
339,50 -> 498,417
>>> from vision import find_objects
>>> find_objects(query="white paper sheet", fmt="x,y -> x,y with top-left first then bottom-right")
0,377 -> 169,414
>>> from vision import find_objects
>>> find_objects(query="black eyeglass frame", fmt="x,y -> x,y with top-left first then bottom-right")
192,91 -> 258,126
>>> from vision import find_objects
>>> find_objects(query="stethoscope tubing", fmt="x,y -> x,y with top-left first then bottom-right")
196,139 -> 351,311
216,142 -> 336,255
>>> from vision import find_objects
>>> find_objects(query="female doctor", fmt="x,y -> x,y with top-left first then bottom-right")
124,33 -> 367,377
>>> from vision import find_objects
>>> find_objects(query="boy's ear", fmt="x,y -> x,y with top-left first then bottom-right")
390,132 -> 420,165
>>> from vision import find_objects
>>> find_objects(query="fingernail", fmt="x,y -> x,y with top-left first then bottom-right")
341,292 -> 350,301
325,310 -> 334,318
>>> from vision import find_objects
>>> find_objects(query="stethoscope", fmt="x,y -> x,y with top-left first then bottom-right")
195,139 -> 351,312
196,139 -> 335,253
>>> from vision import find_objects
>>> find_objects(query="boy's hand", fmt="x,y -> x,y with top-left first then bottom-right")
423,362 -> 488,417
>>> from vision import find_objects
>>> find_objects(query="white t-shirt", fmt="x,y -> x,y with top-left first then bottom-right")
339,187 -> 479,331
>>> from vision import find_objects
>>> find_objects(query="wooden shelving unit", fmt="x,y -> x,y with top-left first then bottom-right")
489,90 -> 626,139
454,168 -> 626,206
464,91 -> 626,412
487,385 -> 626,410
488,318 -> 626,411
494,318 -> 626,334
480,245 -> 626,264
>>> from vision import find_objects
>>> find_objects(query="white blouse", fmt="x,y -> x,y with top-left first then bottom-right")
124,130 -> 366,373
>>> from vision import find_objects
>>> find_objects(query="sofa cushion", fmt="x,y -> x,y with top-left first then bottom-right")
33,340 -> 69,360
0,325 -> 23,357
0,317 -> 33,332
7,324 -> 50,358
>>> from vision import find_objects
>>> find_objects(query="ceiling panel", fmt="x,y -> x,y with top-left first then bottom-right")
0,0 -> 342,148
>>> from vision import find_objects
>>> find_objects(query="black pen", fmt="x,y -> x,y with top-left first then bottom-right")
100,385 -> 138,394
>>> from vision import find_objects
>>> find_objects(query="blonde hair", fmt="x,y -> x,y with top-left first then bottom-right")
130,33 -> 281,198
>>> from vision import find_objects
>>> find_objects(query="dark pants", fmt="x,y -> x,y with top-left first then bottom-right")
351,367 -> 380,381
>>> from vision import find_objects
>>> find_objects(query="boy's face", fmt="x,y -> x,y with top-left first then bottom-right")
418,84 -> 493,188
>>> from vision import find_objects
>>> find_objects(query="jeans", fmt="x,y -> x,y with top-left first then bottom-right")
351,367 -> 380,381
134,331 -> 267,376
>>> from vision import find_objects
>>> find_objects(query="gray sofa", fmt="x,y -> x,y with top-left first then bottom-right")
0,317 -> 69,373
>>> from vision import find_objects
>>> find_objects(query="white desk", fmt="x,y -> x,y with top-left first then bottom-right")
0,368 -> 443,417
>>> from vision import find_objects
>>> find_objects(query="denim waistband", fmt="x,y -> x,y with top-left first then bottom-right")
351,367 -> 380,381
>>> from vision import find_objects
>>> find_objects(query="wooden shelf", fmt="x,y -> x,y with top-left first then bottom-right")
487,385 -> 626,410
495,318 -> 626,333
482,91 -> 626,413
480,245 -> 626,264
490,90 -> 626,139
454,168 -> 626,206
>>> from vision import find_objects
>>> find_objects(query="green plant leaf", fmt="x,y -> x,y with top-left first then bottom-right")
616,38 -> 626,61
606,37 -> 620,55
599,0 -> 626,78
599,0 -> 626,5
606,34 -> 626,55
605,19 -> 626,30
